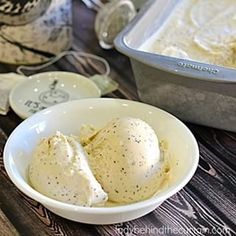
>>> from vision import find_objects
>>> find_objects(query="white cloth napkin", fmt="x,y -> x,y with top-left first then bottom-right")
0,73 -> 27,115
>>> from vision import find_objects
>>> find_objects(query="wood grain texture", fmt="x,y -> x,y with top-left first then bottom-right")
0,208 -> 19,236
0,1 -> 235,236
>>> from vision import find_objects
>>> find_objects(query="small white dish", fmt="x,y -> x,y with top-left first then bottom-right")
3,98 -> 199,224
9,71 -> 101,119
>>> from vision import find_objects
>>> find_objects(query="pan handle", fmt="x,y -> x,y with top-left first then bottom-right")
115,35 -> 236,83
141,52 -> 236,83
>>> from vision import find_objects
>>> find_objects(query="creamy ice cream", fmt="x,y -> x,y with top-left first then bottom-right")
139,0 -> 236,68
84,117 -> 169,203
29,118 -> 170,207
28,131 -> 108,207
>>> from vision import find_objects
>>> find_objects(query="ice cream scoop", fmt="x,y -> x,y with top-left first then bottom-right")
28,131 -> 108,207
84,117 -> 169,203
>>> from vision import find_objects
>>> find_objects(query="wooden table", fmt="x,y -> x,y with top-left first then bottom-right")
0,1 -> 235,235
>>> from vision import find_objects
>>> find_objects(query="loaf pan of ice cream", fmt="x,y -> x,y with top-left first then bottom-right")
114,0 -> 236,132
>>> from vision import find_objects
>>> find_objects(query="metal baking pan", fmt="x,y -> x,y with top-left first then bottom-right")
114,0 -> 236,132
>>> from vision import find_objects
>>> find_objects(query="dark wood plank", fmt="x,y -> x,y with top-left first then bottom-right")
0,208 -> 19,236
188,124 -> 236,169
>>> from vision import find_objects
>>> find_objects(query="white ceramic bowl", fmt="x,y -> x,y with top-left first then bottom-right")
3,98 -> 199,224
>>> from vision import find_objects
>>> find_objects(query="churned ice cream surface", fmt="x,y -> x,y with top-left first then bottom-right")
140,0 -> 236,68
29,117 -> 170,207
28,131 -> 108,207
84,117 -> 169,203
